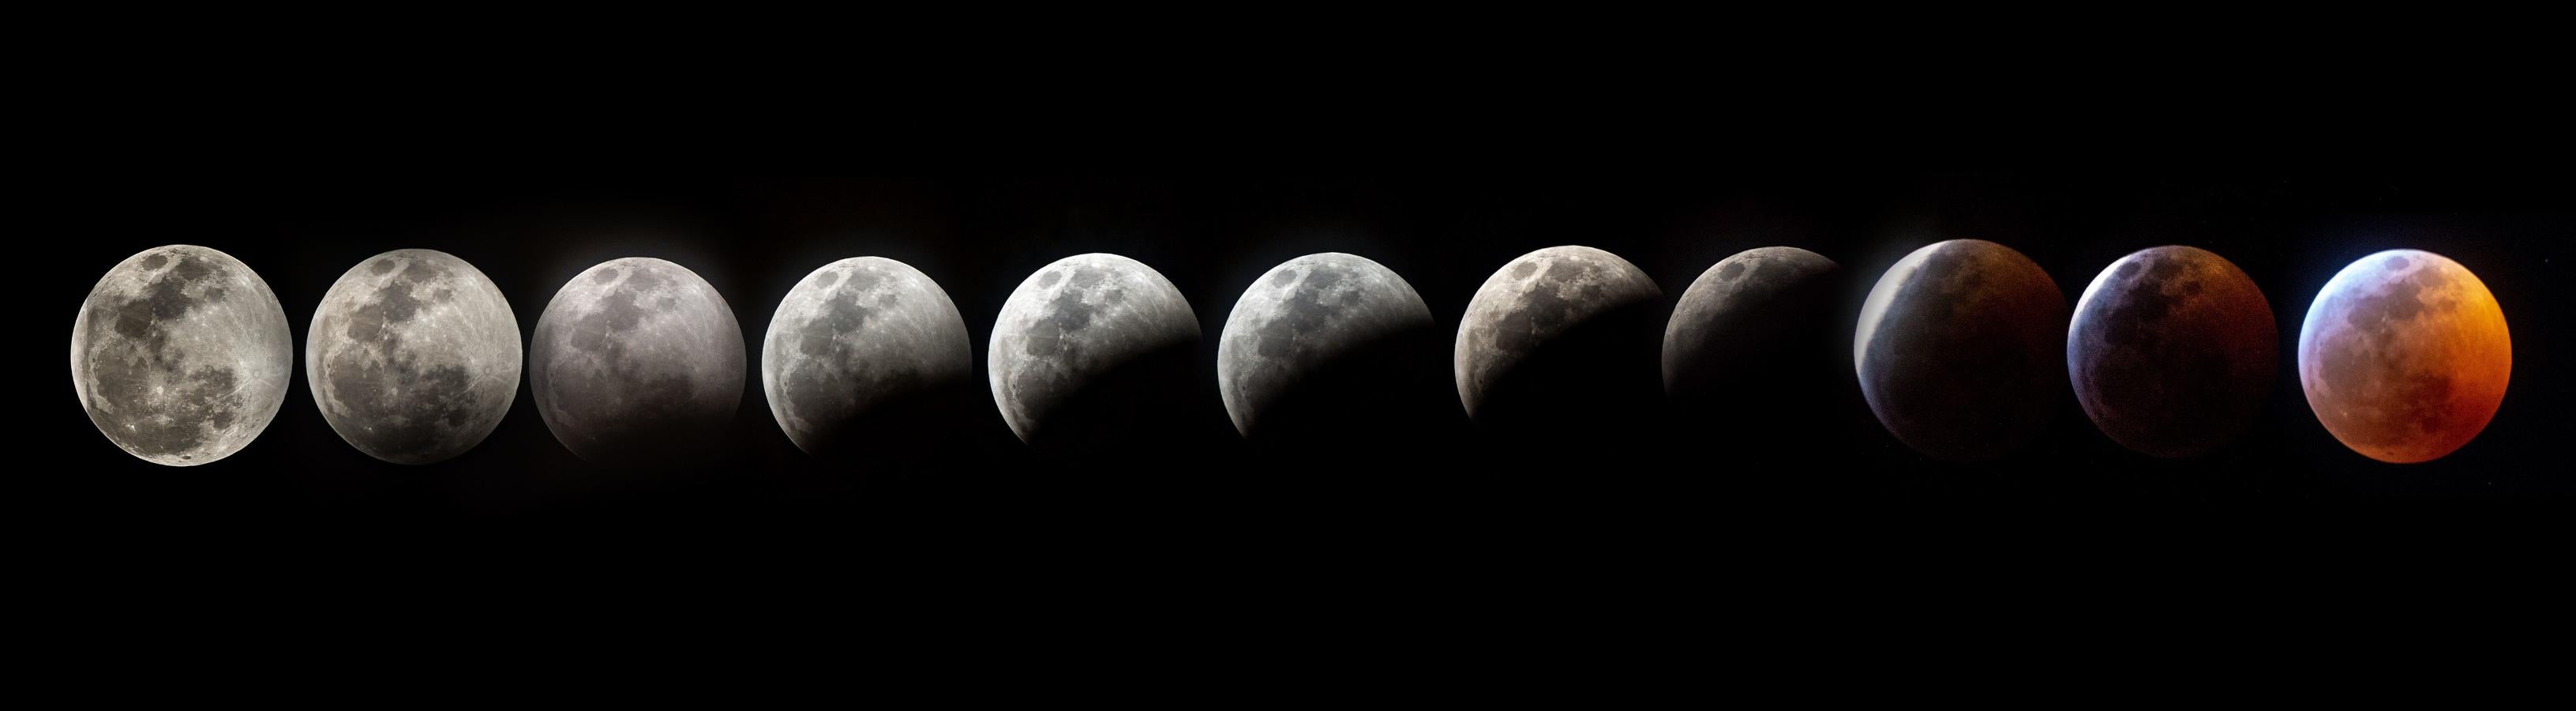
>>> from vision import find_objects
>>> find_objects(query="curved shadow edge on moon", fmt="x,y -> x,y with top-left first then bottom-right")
70,245 -> 294,466
2067,246 -> 2276,458
2297,249 -> 2511,464
1661,246 -> 1842,403
988,253 -> 1201,451
1853,239 -> 2068,461
1453,245 -> 1663,434
1217,252 -> 1442,448
307,249 -> 523,465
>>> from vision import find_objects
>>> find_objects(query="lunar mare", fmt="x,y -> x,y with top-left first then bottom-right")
1854,239 -> 2068,461
1453,246 -> 1662,427
306,250 -> 522,465
2067,246 -> 2275,458
2297,250 -> 2510,464
529,257 -> 745,465
760,257 -> 973,458
1661,246 -> 1842,401
71,245 -> 294,466
988,253 -> 1200,449
1217,252 -> 1437,442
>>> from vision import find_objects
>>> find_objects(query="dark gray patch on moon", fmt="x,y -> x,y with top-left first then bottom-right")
71,245 -> 292,465
988,253 -> 1199,451
529,257 -> 744,466
1853,239 -> 2068,461
307,249 -> 522,465
761,257 -> 973,460
1217,253 -> 1441,449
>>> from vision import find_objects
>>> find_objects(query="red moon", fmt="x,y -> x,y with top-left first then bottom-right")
2297,250 -> 2511,464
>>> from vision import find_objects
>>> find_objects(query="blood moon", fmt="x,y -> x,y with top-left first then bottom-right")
2297,250 -> 2510,464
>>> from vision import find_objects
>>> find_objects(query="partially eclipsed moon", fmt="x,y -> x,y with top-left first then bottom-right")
988,253 -> 1200,449
1217,252 -> 1436,442
1453,246 -> 1663,428
528,257 -> 745,465
2297,250 -> 2510,464
2068,246 -> 2275,458
1854,239 -> 2068,461
760,257 -> 973,459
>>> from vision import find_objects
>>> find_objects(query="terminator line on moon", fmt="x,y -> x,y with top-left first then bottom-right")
761,257 -> 972,458
988,253 -> 1199,449
2297,250 -> 2511,464
1854,239 -> 2068,461
1217,252 -> 1435,442
71,245 -> 294,466
2067,246 -> 2275,459
529,257 -> 745,465
306,249 -> 522,465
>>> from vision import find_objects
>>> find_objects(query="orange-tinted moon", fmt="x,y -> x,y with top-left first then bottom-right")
2297,250 -> 2511,463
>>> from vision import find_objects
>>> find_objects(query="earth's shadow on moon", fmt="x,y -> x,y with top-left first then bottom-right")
1464,298 -> 1670,484
1232,322 -> 1460,513
1014,337 -> 1217,461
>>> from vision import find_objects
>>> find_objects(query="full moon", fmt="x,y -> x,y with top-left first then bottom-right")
1453,246 -> 1663,435
2297,250 -> 2510,464
760,257 -> 973,460
2067,246 -> 2275,458
306,249 -> 522,465
71,245 -> 294,466
529,258 -> 745,465
1854,239 -> 2068,461
988,253 -> 1200,450
1217,252 -> 1440,448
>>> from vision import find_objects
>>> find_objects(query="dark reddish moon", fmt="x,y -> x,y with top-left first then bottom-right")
2297,250 -> 2511,464
2067,246 -> 2276,458
1853,239 -> 2068,461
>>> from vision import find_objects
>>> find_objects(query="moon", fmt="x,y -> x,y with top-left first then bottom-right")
1661,246 -> 1843,410
760,257 -> 973,460
306,250 -> 522,465
528,257 -> 745,465
2297,250 -> 2510,464
1854,239 -> 2068,461
988,253 -> 1200,450
71,245 -> 294,466
2068,246 -> 2275,458
1453,246 -> 1663,434
1217,252 -> 1440,448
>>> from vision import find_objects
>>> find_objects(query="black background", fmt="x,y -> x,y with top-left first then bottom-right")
34,175 -> 2573,648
